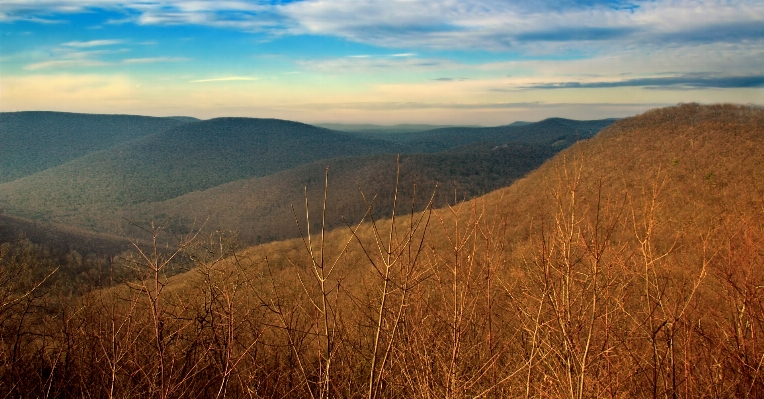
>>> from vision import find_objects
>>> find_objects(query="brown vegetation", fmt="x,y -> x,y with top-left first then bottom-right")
1,104 -> 763,398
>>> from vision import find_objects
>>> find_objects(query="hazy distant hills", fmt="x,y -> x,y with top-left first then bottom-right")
393,117 -> 617,152
0,112 -> 615,250
0,112 -> 189,183
315,123 -> 480,134
321,118 -> 614,152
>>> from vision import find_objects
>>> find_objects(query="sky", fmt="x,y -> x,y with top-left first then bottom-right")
0,0 -> 763,125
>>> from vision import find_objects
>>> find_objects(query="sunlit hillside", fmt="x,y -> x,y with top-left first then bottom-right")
2,104 -> 763,398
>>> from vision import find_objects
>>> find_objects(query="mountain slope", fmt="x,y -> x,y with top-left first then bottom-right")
0,118 -> 402,229
120,142 -> 560,244
200,104 -> 764,271
0,111 -> 188,183
165,103 -> 764,397
0,213 -> 133,256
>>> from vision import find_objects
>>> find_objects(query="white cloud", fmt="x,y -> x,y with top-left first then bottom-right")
62,39 -> 125,47
297,56 -> 459,73
278,0 -> 764,51
21,40 -> 189,70
2,0 -> 763,52
25,58 -> 111,70
122,57 -> 190,64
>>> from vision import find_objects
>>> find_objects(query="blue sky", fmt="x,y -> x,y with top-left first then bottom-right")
1,0 -> 762,124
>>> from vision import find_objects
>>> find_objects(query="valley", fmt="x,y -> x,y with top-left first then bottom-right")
0,112 -> 612,245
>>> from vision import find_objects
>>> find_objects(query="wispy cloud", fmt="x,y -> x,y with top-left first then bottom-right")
525,74 -> 764,89
2,0 -> 762,52
298,56 -> 457,73
62,39 -> 125,47
123,57 -> 190,64
25,59 -> 111,70
190,77 -> 261,83
280,0 -> 764,50
23,41 -> 189,70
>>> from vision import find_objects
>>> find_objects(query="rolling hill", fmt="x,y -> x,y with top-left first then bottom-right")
119,142 -> 561,244
0,115 -> 614,238
0,118 -> 402,229
0,111 -> 190,183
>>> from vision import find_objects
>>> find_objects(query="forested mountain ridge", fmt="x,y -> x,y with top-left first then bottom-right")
0,117 -> 402,228
121,141 -> 560,244
0,114 -> 613,237
0,111 -> 189,183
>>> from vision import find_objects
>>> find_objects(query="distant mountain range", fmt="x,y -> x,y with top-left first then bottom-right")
315,123 -> 480,133
0,111 -> 615,251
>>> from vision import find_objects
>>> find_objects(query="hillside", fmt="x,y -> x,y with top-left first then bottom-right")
0,115 -> 613,237
0,213 -> 133,256
191,103 -> 763,398
4,104 -> 764,398
121,142 -> 560,244
0,112 -> 188,183
0,118 -> 401,229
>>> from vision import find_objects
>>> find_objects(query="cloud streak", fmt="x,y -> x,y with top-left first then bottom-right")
525,75 -> 764,89
25,59 -> 111,70
23,42 -> 191,70
297,56 -> 459,73
292,100 -> 671,111
62,39 -> 125,47
190,76 -> 260,83
123,57 -> 190,64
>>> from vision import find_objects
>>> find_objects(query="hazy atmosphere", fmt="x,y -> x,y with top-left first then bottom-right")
1,0 -> 763,124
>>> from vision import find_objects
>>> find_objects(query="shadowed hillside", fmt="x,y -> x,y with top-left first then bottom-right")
0,115 -> 612,238
121,142 -> 560,244
0,213 -> 133,256
0,112 -> 189,183
0,118 -> 401,229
